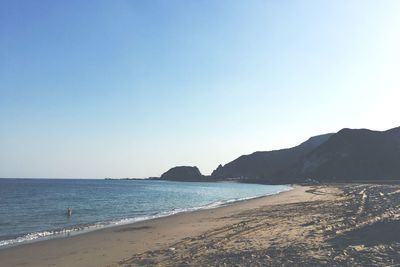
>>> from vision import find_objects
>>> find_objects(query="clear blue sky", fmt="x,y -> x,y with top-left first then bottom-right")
1,0 -> 399,178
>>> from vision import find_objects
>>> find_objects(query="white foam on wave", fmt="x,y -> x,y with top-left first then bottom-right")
0,185 -> 292,249
0,223 -> 107,248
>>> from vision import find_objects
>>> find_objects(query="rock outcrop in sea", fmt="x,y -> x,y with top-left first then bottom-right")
160,166 -> 205,181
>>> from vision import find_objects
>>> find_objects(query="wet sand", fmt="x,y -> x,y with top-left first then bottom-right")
1,184 -> 400,266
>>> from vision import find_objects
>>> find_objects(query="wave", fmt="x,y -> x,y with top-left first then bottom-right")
0,186 -> 292,249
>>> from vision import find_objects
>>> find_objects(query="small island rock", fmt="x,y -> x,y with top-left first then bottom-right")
160,166 -> 204,181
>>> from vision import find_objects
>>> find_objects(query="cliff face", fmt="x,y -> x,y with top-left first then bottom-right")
160,166 -> 204,181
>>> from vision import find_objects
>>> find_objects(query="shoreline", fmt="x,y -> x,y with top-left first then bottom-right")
0,185 -> 304,267
0,185 -> 293,250
6,184 -> 399,266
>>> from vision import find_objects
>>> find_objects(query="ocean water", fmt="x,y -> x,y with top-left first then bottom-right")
0,179 -> 290,248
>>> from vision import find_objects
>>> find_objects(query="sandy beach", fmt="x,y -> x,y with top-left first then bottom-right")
1,184 -> 400,266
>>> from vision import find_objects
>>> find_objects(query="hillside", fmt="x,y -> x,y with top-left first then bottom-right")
211,133 -> 333,182
211,126 -> 400,183
281,127 -> 400,182
158,126 -> 400,183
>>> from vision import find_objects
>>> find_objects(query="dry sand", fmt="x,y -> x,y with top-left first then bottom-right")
1,184 -> 400,266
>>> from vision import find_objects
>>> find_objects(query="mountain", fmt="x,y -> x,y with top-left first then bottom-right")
211,133 -> 334,183
211,126 -> 400,183
158,126 -> 400,184
160,166 -> 206,181
280,127 -> 400,182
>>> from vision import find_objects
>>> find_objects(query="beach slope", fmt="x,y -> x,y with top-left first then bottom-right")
2,184 -> 400,266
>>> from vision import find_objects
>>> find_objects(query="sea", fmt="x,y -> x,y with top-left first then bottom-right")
0,179 -> 291,248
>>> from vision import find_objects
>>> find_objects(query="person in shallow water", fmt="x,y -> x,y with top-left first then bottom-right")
67,208 -> 72,217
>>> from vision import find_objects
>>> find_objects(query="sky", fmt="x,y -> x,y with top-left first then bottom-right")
1,0 -> 400,178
